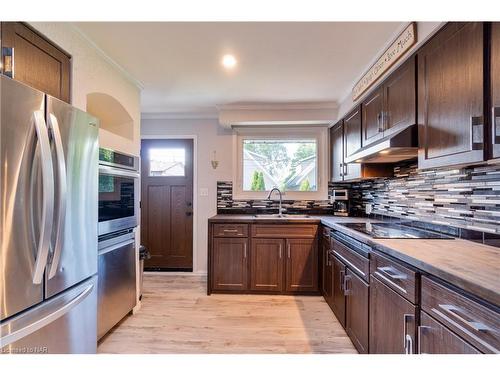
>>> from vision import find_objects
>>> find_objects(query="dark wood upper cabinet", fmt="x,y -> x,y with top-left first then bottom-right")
211,237 -> 248,292
369,275 -> 417,354
419,312 -> 481,354
330,121 -> 344,182
362,86 -> 385,147
1,22 -> 71,103
418,22 -> 484,169
285,238 -> 318,292
250,238 -> 284,292
343,107 -> 362,180
331,256 -> 346,327
491,22 -> 500,159
383,56 -> 416,135
345,269 -> 369,354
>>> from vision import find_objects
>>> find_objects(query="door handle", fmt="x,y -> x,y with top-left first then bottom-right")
287,243 -> 291,258
340,270 -> 345,293
339,163 -> 344,177
279,244 -> 282,259
493,107 -> 500,146
343,274 -> 351,295
2,46 -> 14,78
403,313 -> 414,354
47,114 -> 67,279
243,243 -> 247,259
471,115 -> 484,150
32,111 -> 55,285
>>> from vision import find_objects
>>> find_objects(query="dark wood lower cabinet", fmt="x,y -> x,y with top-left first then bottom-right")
250,238 -> 283,292
331,256 -> 346,327
419,312 -> 480,354
286,238 -> 318,292
211,238 -> 248,292
369,275 -> 417,354
345,270 -> 369,354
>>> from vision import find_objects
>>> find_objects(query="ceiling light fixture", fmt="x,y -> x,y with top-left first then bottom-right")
222,54 -> 237,69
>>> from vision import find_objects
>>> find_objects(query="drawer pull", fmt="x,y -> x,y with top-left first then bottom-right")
438,304 -> 492,333
374,271 -> 408,295
223,229 -> 239,233
377,266 -> 408,280
343,274 -> 352,295
333,251 -> 366,277
431,307 -> 498,353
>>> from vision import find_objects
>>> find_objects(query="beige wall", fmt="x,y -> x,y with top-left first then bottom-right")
141,117 -> 233,273
29,22 -> 142,156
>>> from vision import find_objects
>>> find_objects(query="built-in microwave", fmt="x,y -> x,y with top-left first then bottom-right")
98,148 -> 140,236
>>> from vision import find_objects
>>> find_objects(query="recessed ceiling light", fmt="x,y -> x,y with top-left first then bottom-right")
222,54 -> 237,69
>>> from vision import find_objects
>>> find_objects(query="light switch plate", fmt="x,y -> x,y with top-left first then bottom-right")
200,188 -> 209,196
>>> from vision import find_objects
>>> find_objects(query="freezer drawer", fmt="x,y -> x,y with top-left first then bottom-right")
0,275 -> 97,354
97,231 -> 136,340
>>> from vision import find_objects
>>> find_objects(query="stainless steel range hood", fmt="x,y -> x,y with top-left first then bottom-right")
345,125 -> 418,163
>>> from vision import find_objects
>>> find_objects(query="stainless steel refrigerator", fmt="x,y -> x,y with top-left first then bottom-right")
0,76 -> 99,354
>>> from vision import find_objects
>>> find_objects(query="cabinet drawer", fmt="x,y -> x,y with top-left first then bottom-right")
421,276 -> 500,353
213,223 -> 248,237
331,238 -> 369,282
370,251 -> 418,304
251,224 -> 318,238
419,311 -> 481,354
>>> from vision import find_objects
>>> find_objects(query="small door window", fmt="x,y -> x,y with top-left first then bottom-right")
148,148 -> 186,177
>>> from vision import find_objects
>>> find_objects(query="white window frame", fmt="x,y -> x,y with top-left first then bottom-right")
232,126 -> 329,200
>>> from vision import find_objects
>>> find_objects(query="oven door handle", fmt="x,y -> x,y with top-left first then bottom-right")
99,165 -> 140,179
98,238 -> 135,256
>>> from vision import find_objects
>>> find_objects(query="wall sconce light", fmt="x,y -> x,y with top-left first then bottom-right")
211,151 -> 219,169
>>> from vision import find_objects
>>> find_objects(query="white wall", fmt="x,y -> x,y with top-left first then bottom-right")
28,22 -> 142,156
141,117 -> 233,273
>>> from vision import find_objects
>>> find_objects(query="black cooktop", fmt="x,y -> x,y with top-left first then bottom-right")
342,222 -> 453,239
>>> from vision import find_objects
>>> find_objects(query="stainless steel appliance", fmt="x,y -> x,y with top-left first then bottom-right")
341,222 -> 454,239
0,76 -> 99,353
97,149 -> 139,339
98,148 -> 139,236
331,189 -> 349,216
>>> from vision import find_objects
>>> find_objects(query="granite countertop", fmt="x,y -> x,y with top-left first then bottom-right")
208,214 -> 500,307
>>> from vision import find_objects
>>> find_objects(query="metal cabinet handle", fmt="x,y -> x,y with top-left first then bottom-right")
403,313 -> 414,354
223,229 -> 239,233
377,266 -> 408,280
471,115 -> 484,150
243,243 -> 247,259
377,112 -> 384,132
339,163 -> 344,177
417,325 -> 429,354
32,111 -> 55,284
493,107 -> 500,145
279,244 -> 282,259
47,114 -> 67,279
287,243 -> 291,258
438,304 -> 491,332
2,46 -> 14,78
343,163 -> 348,176
343,274 -> 351,295
340,270 -> 345,293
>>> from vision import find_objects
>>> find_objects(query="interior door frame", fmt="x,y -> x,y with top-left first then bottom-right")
140,135 -> 198,273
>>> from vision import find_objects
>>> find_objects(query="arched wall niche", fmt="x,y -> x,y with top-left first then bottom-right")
86,92 -> 134,141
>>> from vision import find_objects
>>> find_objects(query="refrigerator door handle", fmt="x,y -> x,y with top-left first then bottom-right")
32,111 -> 55,285
0,283 -> 93,347
47,113 -> 67,279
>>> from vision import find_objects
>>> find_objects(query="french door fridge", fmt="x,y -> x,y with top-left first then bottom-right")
0,75 -> 99,354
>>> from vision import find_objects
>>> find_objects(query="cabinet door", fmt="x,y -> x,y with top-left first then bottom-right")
491,22 -> 500,159
345,270 -> 369,354
330,121 -> 344,182
418,22 -> 484,169
343,107 -> 362,180
1,22 -> 71,103
369,276 -> 417,354
362,86 -> 384,147
384,56 -> 416,134
250,238 -> 284,292
419,312 -> 480,354
212,238 -> 248,292
323,249 -> 334,309
285,238 -> 318,292
332,256 -> 346,327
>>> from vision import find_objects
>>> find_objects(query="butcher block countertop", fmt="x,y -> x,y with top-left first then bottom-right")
208,214 -> 500,307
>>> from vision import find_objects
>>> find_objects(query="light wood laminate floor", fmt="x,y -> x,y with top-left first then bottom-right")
98,274 -> 357,354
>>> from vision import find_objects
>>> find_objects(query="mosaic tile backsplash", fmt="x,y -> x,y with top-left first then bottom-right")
216,181 -> 336,214
349,162 -> 500,235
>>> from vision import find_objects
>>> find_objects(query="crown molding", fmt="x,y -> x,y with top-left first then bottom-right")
70,24 -> 144,90
141,109 -> 219,120
217,101 -> 338,111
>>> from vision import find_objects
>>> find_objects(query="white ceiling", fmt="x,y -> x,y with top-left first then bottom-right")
73,22 -> 405,115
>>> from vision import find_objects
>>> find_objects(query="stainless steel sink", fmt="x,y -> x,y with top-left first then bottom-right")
253,214 -> 310,219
